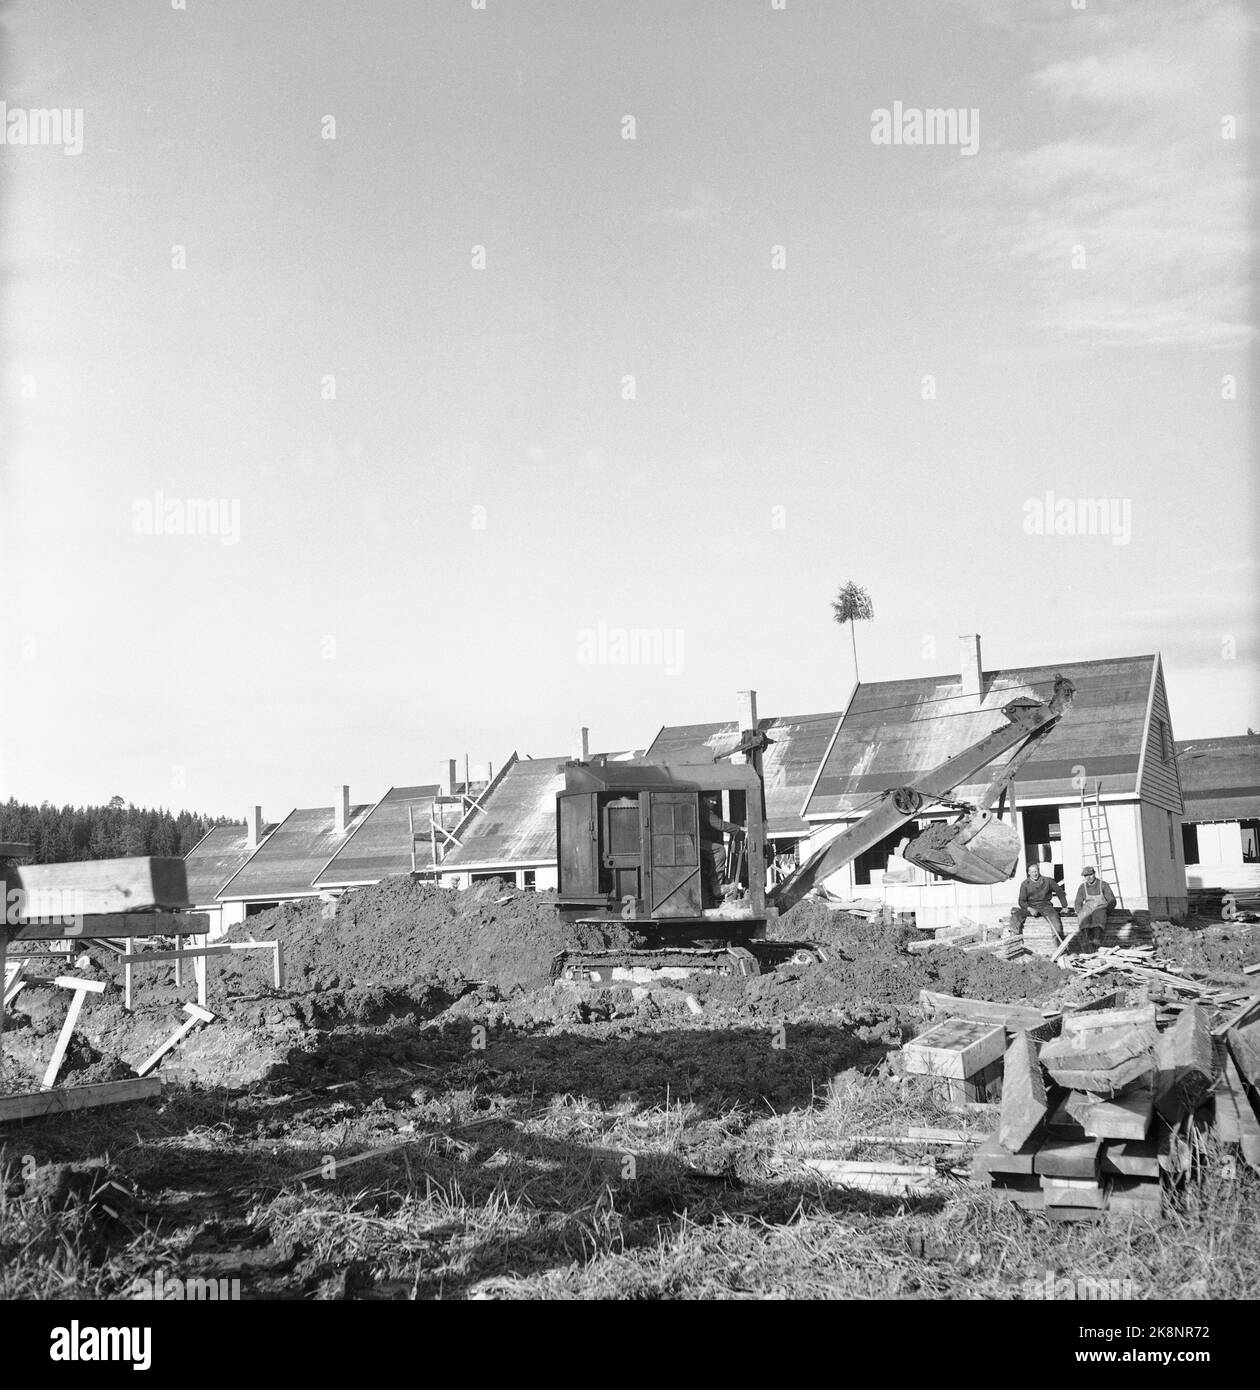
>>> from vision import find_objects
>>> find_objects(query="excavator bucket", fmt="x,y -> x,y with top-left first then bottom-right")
900,810 -> 1022,886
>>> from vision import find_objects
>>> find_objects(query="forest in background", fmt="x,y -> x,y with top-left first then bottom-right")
0,797 -> 228,863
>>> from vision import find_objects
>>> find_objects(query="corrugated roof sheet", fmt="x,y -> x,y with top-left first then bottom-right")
184,823 -> 265,905
219,804 -> 371,899
804,655 -> 1156,818
1177,736 -> 1260,820
645,712 -> 842,835
314,785 -> 441,885
439,756 -> 566,869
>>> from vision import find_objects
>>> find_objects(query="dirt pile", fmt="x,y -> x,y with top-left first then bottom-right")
219,878 -> 580,998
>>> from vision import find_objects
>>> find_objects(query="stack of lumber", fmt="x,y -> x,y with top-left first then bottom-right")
972,992 -> 1260,1219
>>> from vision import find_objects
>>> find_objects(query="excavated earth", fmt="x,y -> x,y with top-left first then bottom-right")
3,878 -> 1257,1299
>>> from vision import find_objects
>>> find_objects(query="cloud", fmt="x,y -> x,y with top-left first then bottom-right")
941,2 -> 1254,348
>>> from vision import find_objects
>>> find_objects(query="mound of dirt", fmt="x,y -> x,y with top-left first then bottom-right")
218,878 -> 579,998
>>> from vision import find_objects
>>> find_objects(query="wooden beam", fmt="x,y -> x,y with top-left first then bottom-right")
9,911 -> 208,942
0,1076 -> 162,1123
41,977 -> 108,1089
16,856 -> 190,917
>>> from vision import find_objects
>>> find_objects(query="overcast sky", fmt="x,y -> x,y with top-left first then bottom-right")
1,0 -> 1254,817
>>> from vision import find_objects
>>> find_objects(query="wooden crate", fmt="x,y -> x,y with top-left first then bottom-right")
903,1018 -> 1006,1079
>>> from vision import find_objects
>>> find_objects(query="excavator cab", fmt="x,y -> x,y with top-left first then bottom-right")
555,759 -> 767,928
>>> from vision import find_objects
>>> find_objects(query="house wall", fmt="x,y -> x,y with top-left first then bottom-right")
1138,801 -> 1188,917
1183,820 -> 1260,891
801,796 -> 1182,926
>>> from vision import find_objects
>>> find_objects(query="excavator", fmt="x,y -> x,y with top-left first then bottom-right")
551,675 -> 1075,982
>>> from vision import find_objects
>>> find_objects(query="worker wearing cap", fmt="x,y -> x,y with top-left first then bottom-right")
1011,863 -> 1069,942
1074,866 -> 1116,946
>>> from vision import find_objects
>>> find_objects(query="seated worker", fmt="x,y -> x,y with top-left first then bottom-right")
1073,866 -> 1116,946
1010,862 -> 1069,943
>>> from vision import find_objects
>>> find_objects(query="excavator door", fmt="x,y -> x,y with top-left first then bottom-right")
900,809 -> 1022,885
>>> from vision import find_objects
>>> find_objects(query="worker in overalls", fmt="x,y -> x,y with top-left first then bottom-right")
1073,866 -> 1116,947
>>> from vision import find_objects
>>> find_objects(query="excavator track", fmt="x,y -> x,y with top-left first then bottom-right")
551,940 -> 828,986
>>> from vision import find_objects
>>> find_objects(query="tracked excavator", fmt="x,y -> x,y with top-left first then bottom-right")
551,675 -> 1075,982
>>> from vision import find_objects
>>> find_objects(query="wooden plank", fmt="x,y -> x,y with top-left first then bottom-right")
972,1128 -> 1040,1177
1218,1055 -> 1260,1169
1107,1177 -> 1162,1216
1100,1138 -> 1160,1178
1046,1053 -> 1157,1097
1155,1004 -> 1216,1124
0,1076 -> 163,1122
8,912 -> 207,943
16,857 -> 189,918
1042,1024 -> 1159,1075
1033,1134 -> 1101,1178
41,978 -> 107,1089
1000,1031 -> 1048,1150
1212,991 -> 1260,1039
1227,1021 -> 1260,1090
1042,1175 -> 1108,1209
918,990 -> 1058,1034
1079,1085 -> 1154,1142
1061,1004 -> 1157,1040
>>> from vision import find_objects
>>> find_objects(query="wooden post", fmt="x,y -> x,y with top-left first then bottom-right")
124,938 -> 133,1011
273,940 -> 284,990
174,934 -> 182,988
42,977 -> 107,1089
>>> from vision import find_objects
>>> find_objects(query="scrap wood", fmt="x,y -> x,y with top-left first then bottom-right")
295,1112 -> 524,1181
0,1076 -> 163,1123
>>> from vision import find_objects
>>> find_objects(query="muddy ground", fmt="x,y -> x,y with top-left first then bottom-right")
2,879 -> 1258,1299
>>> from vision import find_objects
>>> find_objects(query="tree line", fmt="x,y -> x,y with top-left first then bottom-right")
0,796 -> 228,864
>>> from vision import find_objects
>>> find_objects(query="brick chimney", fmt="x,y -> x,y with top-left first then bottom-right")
334,784 -> 350,834
246,805 -> 264,850
960,634 -> 984,706
438,759 -> 458,797
572,727 -> 590,762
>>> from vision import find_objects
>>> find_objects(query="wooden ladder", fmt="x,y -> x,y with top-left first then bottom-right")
1080,780 -> 1123,909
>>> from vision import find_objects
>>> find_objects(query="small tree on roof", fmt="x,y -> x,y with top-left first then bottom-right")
831,580 -> 874,683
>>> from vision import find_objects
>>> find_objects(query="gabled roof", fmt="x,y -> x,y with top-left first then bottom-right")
218,803 -> 372,900
645,712 -> 842,835
438,754 -> 566,869
313,785 -> 441,887
804,655 -> 1158,818
440,749 -> 638,869
184,822 -> 274,906
1176,736 -> 1260,820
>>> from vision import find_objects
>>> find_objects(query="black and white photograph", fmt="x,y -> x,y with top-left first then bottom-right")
0,0 -> 1257,1337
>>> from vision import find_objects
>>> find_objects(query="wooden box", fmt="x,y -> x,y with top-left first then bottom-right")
903,1018 -> 1007,1079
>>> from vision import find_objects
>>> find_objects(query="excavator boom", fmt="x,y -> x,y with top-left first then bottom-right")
768,676 -> 1074,913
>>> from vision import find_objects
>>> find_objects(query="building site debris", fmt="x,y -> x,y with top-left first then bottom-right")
135,1002 -> 215,1077
998,1031 -> 1048,1150
41,976 -> 108,1089
0,1076 -> 163,1124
